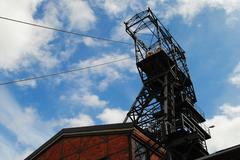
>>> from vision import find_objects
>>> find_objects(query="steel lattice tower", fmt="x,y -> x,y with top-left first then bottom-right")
124,8 -> 211,160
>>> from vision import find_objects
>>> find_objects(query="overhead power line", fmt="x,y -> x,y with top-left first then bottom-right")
0,56 -> 133,86
0,16 -> 132,45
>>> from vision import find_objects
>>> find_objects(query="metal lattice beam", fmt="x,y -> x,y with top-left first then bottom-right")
124,8 -> 211,160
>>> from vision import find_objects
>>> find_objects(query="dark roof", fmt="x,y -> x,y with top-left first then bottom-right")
25,123 -> 134,160
196,144 -> 240,160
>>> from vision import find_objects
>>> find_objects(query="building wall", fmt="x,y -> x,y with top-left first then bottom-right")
131,138 -> 162,160
35,134 -> 129,160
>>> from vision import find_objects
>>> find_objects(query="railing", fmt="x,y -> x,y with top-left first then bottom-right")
181,114 -> 208,151
181,113 -> 210,146
198,121 -> 211,136
199,139 -> 208,151
190,104 -> 211,136
185,97 -> 206,119
194,103 -> 205,119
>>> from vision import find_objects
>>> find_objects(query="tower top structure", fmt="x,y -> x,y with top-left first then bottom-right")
124,8 -> 211,160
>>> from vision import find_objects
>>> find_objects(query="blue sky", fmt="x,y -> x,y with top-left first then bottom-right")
1,0 -> 240,159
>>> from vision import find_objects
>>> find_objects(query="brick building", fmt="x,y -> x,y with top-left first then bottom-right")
25,123 -> 166,160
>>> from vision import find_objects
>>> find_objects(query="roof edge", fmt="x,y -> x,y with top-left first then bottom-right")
25,123 -> 134,160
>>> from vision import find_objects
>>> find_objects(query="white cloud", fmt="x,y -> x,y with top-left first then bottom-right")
162,0 -> 240,24
0,0 -> 97,74
59,53 -> 136,107
0,134 -> 33,160
0,87 -> 96,159
61,0 -> 96,32
163,0 -> 206,23
60,93 -> 108,108
16,80 -> 37,88
0,0 -> 60,71
83,37 -> 98,47
229,62 -> 240,86
76,53 -> 136,91
111,22 -> 131,42
220,103 -> 240,118
82,37 -> 108,47
95,0 -> 240,25
59,113 -> 94,127
0,135 -> 19,160
95,0 -> 130,17
97,107 -> 128,124
0,87 -> 54,147
206,103 -> 240,153
147,0 -> 166,8
94,0 -> 145,18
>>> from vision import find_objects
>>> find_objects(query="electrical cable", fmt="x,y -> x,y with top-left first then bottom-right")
0,16 -> 132,45
0,56 -> 133,86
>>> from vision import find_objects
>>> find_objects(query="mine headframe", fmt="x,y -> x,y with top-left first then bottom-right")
124,8 -> 211,160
